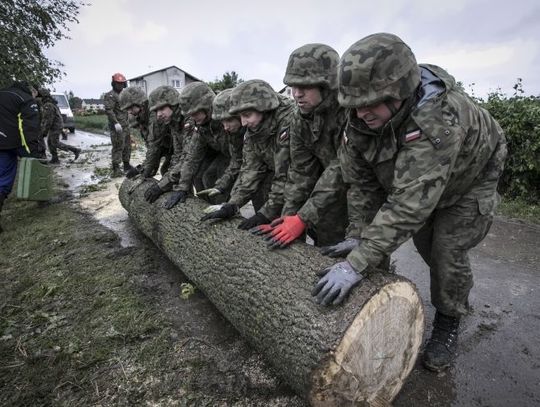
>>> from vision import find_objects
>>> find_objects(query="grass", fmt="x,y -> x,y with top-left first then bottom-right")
74,114 -> 108,134
497,196 -> 540,224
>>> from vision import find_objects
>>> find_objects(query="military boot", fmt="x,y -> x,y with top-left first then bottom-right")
49,155 -> 60,164
111,163 -> 123,178
423,312 -> 460,372
71,147 -> 81,161
123,162 -> 134,172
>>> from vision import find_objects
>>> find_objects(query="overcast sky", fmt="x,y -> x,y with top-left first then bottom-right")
47,0 -> 540,99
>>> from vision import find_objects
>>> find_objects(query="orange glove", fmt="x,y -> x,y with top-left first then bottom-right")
263,214 -> 306,249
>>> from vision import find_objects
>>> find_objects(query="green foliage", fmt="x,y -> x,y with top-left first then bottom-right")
479,79 -> 540,202
208,71 -> 243,92
66,90 -> 82,109
75,114 -> 108,134
0,0 -> 85,88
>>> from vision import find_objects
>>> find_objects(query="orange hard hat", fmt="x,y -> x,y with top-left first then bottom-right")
112,72 -> 127,82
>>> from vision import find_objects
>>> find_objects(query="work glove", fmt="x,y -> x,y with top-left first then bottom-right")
320,238 -> 360,258
125,166 -> 141,179
200,203 -> 238,221
237,212 -> 269,230
261,214 -> 306,249
163,190 -> 188,209
114,123 -> 123,133
311,261 -> 364,306
197,187 -> 223,198
144,184 -> 163,203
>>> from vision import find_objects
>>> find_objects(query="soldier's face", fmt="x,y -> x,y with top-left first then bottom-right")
291,86 -> 323,113
239,110 -> 264,129
355,100 -> 402,130
222,118 -> 242,133
128,105 -> 141,116
190,110 -> 207,125
156,105 -> 173,123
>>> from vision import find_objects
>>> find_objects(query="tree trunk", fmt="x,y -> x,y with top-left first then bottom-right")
119,178 -> 425,406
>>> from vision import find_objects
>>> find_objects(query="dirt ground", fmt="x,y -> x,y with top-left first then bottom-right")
1,130 -> 539,406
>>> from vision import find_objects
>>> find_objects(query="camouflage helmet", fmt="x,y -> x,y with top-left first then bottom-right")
149,85 -> 180,112
119,86 -> 147,110
229,79 -> 279,114
212,88 -> 236,121
338,33 -> 421,108
37,87 -> 51,98
283,43 -> 339,89
178,82 -> 215,115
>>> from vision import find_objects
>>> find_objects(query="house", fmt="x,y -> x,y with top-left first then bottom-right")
279,85 -> 294,99
128,65 -> 202,96
82,98 -> 105,112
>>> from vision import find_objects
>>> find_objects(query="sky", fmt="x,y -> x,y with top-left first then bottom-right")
46,0 -> 540,99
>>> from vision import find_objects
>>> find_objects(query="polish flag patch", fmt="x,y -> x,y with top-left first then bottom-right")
279,129 -> 289,141
405,129 -> 421,142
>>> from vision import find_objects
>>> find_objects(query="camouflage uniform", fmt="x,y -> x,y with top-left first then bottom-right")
228,80 -> 295,220
104,88 -> 131,167
38,89 -> 79,161
281,44 -> 349,246
338,34 -> 507,317
174,83 -> 243,201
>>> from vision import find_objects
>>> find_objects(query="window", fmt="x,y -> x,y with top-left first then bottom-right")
172,79 -> 182,88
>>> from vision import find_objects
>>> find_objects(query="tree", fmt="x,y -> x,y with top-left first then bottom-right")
66,90 -> 82,109
207,71 -> 243,92
0,0 -> 85,88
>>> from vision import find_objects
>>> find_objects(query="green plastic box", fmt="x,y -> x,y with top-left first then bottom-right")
16,158 -> 53,201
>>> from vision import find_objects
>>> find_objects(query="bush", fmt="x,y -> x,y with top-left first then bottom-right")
75,114 -> 109,134
480,80 -> 540,203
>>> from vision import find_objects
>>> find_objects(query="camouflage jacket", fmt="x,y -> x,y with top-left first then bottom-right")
175,119 -> 243,193
40,97 -> 63,136
103,89 -> 129,128
130,101 -> 154,142
282,91 -> 348,226
158,115 -> 198,190
229,95 -> 295,220
343,64 -> 507,273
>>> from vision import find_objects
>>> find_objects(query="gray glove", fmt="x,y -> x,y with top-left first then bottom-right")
311,261 -> 363,306
320,238 -> 360,258
114,123 -> 123,133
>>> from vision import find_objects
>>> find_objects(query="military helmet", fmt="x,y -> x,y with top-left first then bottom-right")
212,88 -> 236,121
178,82 -> 215,115
283,43 -> 339,89
338,33 -> 421,108
119,86 -> 147,110
229,79 -> 279,114
37,87 -> 51,98
149,85 -> 180,112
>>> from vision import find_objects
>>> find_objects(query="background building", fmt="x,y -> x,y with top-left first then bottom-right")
128,65 -> 201,96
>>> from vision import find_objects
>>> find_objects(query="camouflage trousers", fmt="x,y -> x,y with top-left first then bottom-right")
413,140 -> 506,317
110,126 -> 131,166
47,131 -> 77,158
307,192 -> 348,247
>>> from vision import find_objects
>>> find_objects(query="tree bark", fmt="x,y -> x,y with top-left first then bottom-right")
119,178 -> 425,406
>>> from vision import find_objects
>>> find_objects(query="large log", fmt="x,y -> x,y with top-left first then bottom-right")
119,178 -> 425,406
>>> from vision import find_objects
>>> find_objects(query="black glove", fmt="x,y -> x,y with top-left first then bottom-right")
237,212 -> 269,230
163,190 -> 188,209
311,261 -> 363,306
125,166 -> 141,179
320,238 -> 360,258
144,184 -> 163,203
200,203 -> 238,221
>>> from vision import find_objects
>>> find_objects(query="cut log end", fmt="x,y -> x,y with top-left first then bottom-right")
309,281 -> 424,406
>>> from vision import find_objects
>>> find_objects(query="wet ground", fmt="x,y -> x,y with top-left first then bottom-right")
56,130 -> 539,406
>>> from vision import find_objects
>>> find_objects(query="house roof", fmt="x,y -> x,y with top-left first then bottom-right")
82,98 -> 104,104
128,65 -> 202,82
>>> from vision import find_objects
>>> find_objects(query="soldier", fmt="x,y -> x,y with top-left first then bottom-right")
251,43 -> 348,248
119,86 -> 161,178
104,72 -> 132,177
200,79 -> 295,230
37,88 -> 81,164
196,88 -> 245,203
147,82 -> 243,209
311,33 -> 507,372
0,81 -> 42,233
142,85 -> 196,208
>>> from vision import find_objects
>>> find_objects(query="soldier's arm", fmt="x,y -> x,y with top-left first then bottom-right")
258,132 -> 291,221
142,121 -> 166,178
214,133 -> 243,192
347,133 -> 461,273
103,93 -> 119,125
159,125 -> 197,191
20,98 -> 41,155
175,133 -> 208,192
40,103 -> 54,136
228,140 -> 269,209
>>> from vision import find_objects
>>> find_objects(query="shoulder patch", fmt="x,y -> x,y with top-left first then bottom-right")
404,129 -> 421,142
342,129 -> 348,145
279,128 -> 289,141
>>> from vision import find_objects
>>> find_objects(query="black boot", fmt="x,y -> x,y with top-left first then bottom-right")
71,147 -> 81,161
423,312 -> 460,372
123,162 -> 134,172
49,155 -> 60,164
111,163 -> 122,178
